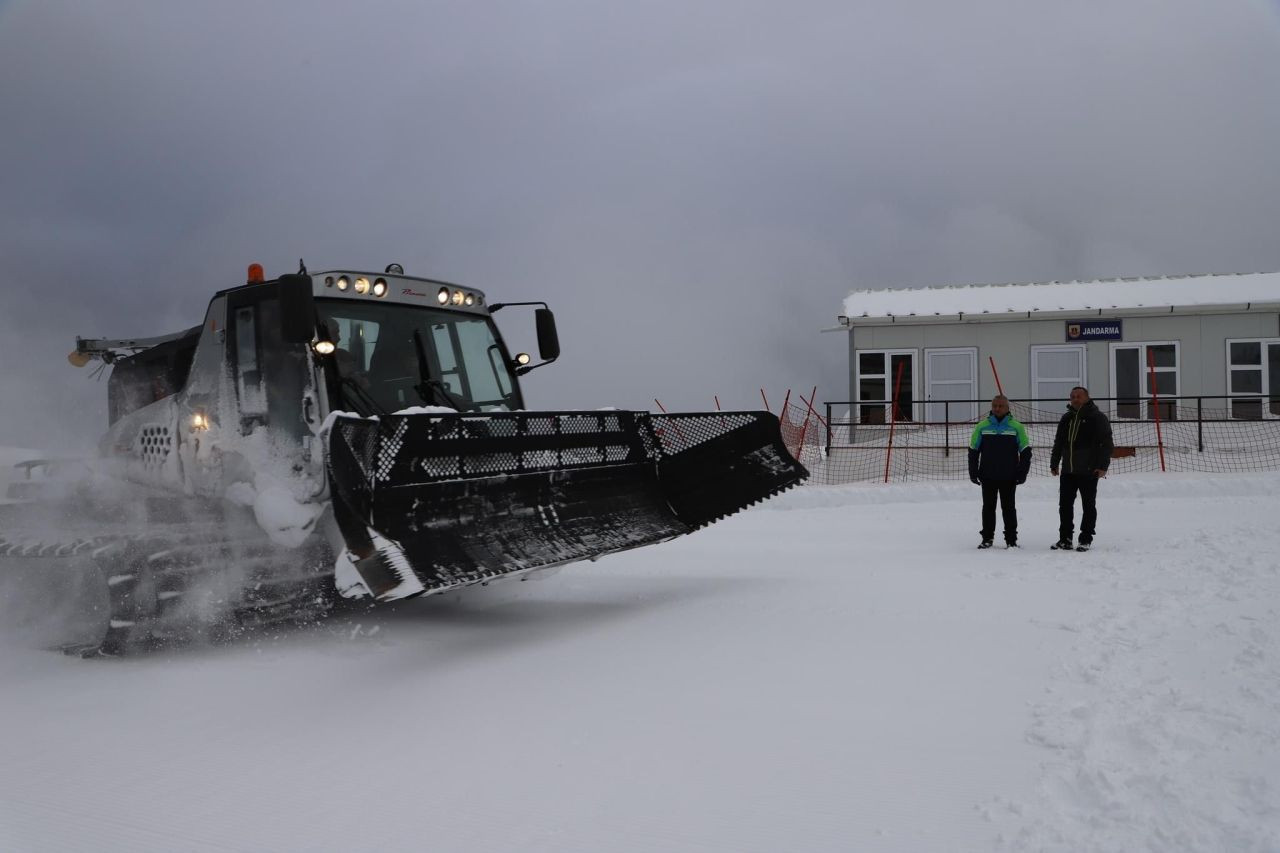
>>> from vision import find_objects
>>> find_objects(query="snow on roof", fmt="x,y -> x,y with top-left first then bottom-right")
842,272 -> 1280,322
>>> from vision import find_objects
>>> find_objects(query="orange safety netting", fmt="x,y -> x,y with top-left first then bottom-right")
780,397 -> 1280,484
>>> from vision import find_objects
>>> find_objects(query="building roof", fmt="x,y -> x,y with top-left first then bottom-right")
841,271 -> 1280,325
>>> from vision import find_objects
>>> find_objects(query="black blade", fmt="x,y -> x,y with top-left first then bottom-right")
326,410 -> 807,597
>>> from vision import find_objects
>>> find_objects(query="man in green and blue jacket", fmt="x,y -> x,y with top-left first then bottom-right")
968,395 -> 1032,548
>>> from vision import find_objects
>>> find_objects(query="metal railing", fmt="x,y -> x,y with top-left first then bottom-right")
820,395 -> 1280,456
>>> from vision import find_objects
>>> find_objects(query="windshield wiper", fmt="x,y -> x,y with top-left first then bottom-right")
412,330 -> 468,410
342,376 -> 387,417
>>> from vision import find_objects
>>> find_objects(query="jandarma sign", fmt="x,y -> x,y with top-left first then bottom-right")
1066,319 -> 1123,341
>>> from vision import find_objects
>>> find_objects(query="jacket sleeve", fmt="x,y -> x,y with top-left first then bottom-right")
1049,415 -> 1067,469
967,421 -> 984,479
1015,420 -> 1032,482
1094,412 -> 1114,471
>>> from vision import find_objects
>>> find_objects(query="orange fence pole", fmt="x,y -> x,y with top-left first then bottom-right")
1147,349 -> 1167,472
989,356 -> 1004,397
884,361 -> 906,483
798,388 -> 829,430
778,389 -> 797,456
652,397 -> 687,443
795,386 -> 818,459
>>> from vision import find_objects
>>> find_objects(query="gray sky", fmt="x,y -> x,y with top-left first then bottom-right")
3,0 -> 1280,448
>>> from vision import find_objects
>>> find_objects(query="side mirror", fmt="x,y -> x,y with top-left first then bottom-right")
278,274 -> 315,344
535,308 -> 560,362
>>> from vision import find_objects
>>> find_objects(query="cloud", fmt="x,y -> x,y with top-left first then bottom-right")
1,0 -> 1279,447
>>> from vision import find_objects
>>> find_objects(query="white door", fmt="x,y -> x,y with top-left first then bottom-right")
1031,345 -> 1086,407
925,348 -> 978,423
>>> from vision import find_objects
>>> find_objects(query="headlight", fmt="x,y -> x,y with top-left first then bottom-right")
451,289 -> 465,305
354,277 -> 370,295
336,276 -> 350,292
372,278 -> 387,297
515,352 -> 531,365
437,287 -> 450,304
324,276 -> 335,287
313,340 -> 336,355
464,293 -> 475,306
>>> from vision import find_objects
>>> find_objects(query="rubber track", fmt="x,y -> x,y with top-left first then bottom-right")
4,527 -> 332,657
0,536 -> 121,558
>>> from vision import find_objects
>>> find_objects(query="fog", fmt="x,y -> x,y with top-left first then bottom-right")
3,1 -> 1280,450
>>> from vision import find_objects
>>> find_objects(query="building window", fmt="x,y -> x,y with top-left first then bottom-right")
1110,342 -> 1179,420
1227,338 -> 1280,419
924,348 -> 977,423
1031,345 -> 1086,405
856,350 -> 916,424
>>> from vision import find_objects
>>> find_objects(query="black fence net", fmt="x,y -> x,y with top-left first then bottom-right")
780,396 -> 1280,484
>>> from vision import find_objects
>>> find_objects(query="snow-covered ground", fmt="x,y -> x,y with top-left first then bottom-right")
2,471 -> 1279,852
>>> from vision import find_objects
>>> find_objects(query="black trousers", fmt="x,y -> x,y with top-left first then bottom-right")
980,480 -> 1018,543
1059,472 -> 1099,542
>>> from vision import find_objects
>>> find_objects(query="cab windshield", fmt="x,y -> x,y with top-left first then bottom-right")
317,299 -> 522,414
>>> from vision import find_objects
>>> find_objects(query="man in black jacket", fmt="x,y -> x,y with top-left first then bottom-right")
1049,386 -> 1114,551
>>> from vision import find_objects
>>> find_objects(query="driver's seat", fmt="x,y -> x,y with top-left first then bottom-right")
366,338 -> 419,384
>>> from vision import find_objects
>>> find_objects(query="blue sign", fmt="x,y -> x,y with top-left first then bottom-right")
1066,319 -> 1123,342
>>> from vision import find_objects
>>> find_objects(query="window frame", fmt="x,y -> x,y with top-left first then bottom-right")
854,348 -> 919,425
314,298 -> 525,413
1108,340 -> 1180,420
225,285 -> 318,440
1225,337 -> 1280,420
431,315 -> 517,407
230,303 -> 268,420
923,347 -> 978,424
1030,344 -> 1087,407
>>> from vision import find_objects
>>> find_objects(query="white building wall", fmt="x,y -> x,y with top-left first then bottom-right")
845,309 -> 1280,405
